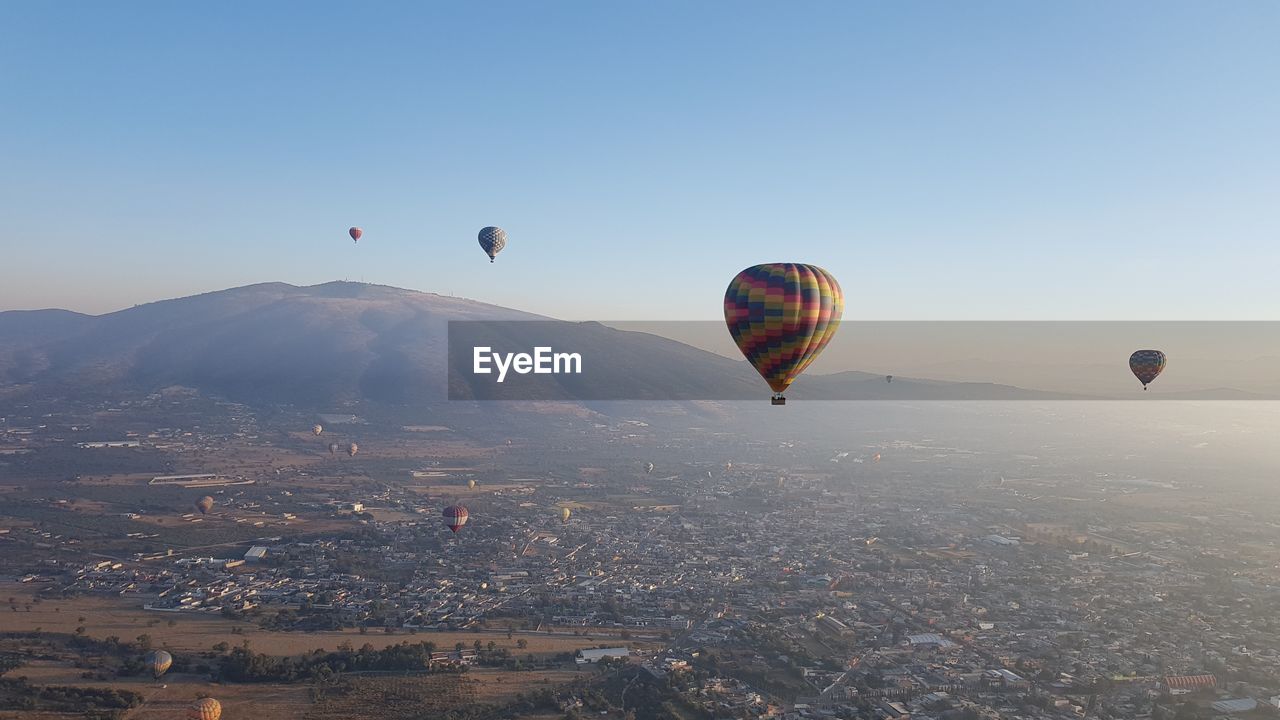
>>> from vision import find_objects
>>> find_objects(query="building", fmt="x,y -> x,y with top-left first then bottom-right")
1163,675 -> 1216,695
1211,698 -> 1257,714
576,647 -> 630,665
244,546 -> 268,562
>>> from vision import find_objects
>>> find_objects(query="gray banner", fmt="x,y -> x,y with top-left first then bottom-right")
447,321 -> 1279,401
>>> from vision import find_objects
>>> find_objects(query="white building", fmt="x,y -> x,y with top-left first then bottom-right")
576,647 -> 630,665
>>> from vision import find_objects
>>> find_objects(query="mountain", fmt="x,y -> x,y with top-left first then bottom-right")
0,282 -> 1072,407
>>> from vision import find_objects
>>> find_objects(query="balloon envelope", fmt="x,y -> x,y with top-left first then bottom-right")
195,496 -> 214,514
643,462 -> 654,474
146,650 -> 172,679
467,479 -> 477,490
349,227 -> 362,242
312,424 -> 323,436
187,698 -> 222,720
478,226 -> 507,262
328,442 -> 339,455
347,442 -> 358,457
560,507 -> 572,524
443,505 -> 469,533
724,264 -> 843,399
1129,350 -> 1166,389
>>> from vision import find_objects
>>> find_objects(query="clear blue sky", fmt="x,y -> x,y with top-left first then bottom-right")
2,1 -> 1277,320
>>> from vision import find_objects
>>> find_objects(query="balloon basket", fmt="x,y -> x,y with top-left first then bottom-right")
771,396 -> 786,406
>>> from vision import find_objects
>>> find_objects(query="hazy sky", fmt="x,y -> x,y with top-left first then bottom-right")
2,2 -> 1277,320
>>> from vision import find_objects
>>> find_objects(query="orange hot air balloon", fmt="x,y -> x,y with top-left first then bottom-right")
724,264 -> 843,405
195,496 -> 214,515
349,227 -> 363,243
187,697 -> 221,720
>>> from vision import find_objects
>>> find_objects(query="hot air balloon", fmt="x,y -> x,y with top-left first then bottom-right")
885,375 -> 893,384
478,226 -> 506,263
187,697 -> 221,720
724,263 -> 843,405
443,505 -> 469,533
560,507 -> 572,524
195,496 -> 214,515
872,453 -> 881,463
480,582 -> 489,590
1129,350 -> 1166,390
347,442 -> 358,457
146,650 -> 172,680
467,479 -> 477,490
724,462 -> 733,471
328,442 -> 339,456
349,227 -> 363,243
643,462 -> 654,475
312,424 -> 323,436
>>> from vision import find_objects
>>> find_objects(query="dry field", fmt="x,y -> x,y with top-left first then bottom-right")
0,583 -> 637,658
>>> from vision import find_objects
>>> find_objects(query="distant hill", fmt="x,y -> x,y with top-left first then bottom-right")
0,282 -> 1077,407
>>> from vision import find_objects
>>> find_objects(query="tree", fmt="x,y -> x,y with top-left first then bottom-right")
135,634 -> 152,650
517,639 -> 528,649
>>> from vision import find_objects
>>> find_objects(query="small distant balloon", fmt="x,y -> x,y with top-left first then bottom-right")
643,462 -> 654,475
349,227 -> 363,243
195,496 -> 214,515
478,226 -> 507,263
467,479 -> 477,490
560,507 -> 572,524
312,424 -> 323,436
347,442 -> 359,457
328,442 -> 339,456
885,375 -> 893,384
1129,350 -> 1166,390
443,505 -> 469,533
146,650 -> 172,680
872,453 -> 881,463
187,697 -> 222,720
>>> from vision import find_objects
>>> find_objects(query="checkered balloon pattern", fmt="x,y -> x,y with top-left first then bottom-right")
478,226 -> 507,261
724,263 -> 843,395
1129,349 -> 1166,388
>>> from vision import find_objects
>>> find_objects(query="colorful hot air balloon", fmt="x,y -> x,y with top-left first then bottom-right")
724,263 -> 843,405
347,442 -> 359,457
187,697 -> 221,720
467,478 -> 477,490
443,505 -> 469,533
328,442 -> 339,456
312,424 -> 323,436
195,496 -> 214,515
724,462 -> 733,471
349,227 -> 363,243
560,507 -> 571,524
478,226 -> 506,263
643,462 -> 654,475
1129,350 -> 1166,390
872,453 -> 881,463
146,650 -> 172,680
885,375 -> 893,384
